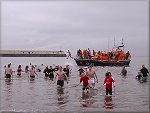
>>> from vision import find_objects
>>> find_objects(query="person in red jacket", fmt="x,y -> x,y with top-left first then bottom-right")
76,71 -> 89,94
104,72 -> 115,96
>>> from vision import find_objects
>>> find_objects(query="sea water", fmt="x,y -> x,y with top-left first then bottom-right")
0,57 -> 149,113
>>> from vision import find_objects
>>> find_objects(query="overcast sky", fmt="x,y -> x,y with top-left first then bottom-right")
1,1 -> 149,57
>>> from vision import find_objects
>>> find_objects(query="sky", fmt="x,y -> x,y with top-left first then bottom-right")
1,0 -> 149,57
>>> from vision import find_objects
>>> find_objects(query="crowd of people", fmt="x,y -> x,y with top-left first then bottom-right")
77,66 -> 115,95
4,63 -> 71,88
76,48 -> 131,61
4,63 -> 149,96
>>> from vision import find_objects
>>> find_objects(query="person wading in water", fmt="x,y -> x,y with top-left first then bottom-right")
87,66 -> 98,88
29,65 -> 38,78
5,64 -> 13,79
55,66 -> 68,88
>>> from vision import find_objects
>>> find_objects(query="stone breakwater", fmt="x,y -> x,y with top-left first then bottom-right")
0,50 -> 66,57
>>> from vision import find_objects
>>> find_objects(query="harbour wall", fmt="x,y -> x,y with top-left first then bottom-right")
0,50 -> 66,57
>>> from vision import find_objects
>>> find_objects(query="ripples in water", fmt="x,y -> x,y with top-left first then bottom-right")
0,57 -> 149,113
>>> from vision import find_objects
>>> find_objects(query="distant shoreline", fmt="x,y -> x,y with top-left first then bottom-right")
0,50 -> 66,57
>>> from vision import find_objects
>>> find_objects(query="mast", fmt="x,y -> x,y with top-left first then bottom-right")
121,38 -> 124,52
108,37 -> 110,52
114,37 -> 116,47
112,37 -> 116,51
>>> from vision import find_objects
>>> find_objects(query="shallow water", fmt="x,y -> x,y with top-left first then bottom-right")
0,57 -> 149,113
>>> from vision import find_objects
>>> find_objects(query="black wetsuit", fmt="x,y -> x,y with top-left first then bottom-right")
121,69 -> 127,76
43,68 -> 49,77
140,68 -> 149,77
63,68 -> 70,77
48,68 -> 55,79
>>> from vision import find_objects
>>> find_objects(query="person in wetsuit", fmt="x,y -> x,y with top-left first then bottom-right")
63,65 -> 70,77
43,66 -> 49,77
140,65 -> 149,82
48,66 -> 55,80
121,66 -> 127,76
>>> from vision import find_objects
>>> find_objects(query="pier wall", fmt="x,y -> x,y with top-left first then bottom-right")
0,50 -> 66,57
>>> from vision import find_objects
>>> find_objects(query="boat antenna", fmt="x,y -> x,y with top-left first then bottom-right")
121,38 -> 124,52
121,38 -> 124,45
112,37 -> 116,51
114,37 -> 116,47
108,37 -> 110,51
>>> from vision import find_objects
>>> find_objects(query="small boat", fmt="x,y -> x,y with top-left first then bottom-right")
74,40 -> 131,66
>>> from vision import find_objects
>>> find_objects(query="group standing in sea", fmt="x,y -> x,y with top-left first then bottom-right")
4,63 -> 149,96
77,66 -> 115,97
4,63 -> 71,87
3,62 -> 149,108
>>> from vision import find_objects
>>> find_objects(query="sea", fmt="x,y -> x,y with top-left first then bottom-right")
0,57 -> 149,113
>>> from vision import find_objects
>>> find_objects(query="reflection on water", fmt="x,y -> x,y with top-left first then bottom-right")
104,96 -> 113,109
81,92 -> 93,107
80,88 -> 100,108
3,79 -> 13,109
29,78 -> 36,83
0,57 -> 149,112
56,86 -> 69,111
57,87 -> 64,95
57,87 -> 65,105
5,79 -> 13,85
